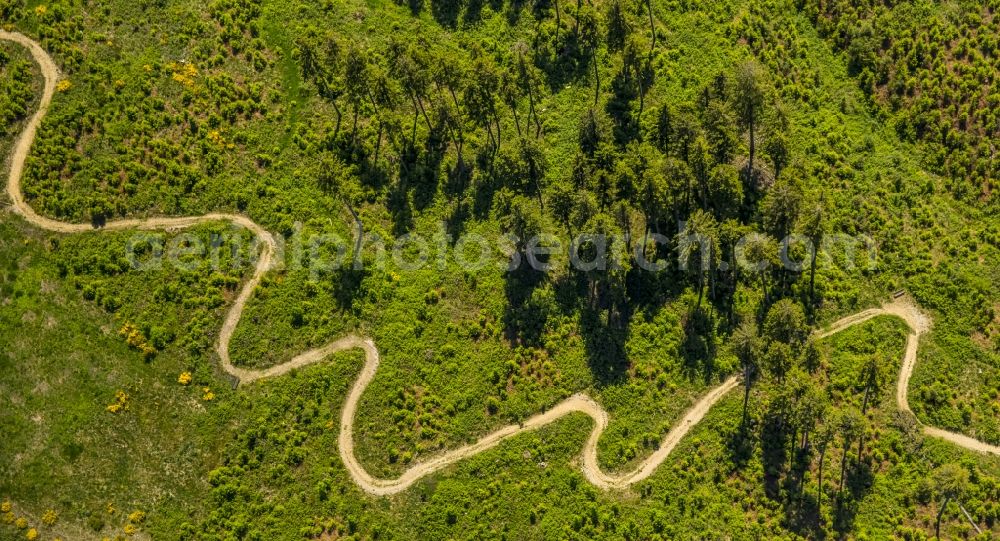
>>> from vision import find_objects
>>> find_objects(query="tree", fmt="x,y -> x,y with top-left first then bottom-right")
718,219 -> 747,323
434,54 -> 468,169
731,319 -> 763,429
815,416 -> 837,518
513,42 -> 544,138
763,298 -> 809,348
519,137 -> 548,208
500,69 -> 525,138
706,163 -> 743,220
739,232 -> 778,305
653,104 -> 673,154
344,45 -> 372,142
838,406 -> 865,492
689,135 -> 713,210
605,0 -> 630,52
464,51 -> 502,153
765,130 -> 788,180
577,212 -> 622,309
638,160 -> 668,258
389,40 -> 433,144
798,193 -> 827,319
549,180 -> 576,236
662,157 -> 694,220
762,174 -> 802,241
675,209 -> 719,307
703,101 -> 738,165
933,463 -> 969,540
498,194 -> 542,262
733,60 -> 765,181
579,108 -> 609,155
764,341 -> 793,382
762,175 -> 803,294
859,354 -> 887,414
795,376 -> 827,452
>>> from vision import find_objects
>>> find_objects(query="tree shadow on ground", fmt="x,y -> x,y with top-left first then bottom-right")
386,180 -> 413,237
430,0 -> 461,28
501,263 -> 548,347
680,304 -> 717,383
329,267 -> 368,314
723,423 -> 758,469
760,401 -> 791,500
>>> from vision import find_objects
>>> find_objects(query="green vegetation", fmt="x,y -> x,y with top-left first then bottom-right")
1,0 -> 999,538
801,0 -> 1000,204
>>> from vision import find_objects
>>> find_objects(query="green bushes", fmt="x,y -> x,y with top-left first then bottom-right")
800,0 -> 1000,206
0,46 -> 33,134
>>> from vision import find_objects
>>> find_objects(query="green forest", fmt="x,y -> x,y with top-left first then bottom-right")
1,0 -> 999,539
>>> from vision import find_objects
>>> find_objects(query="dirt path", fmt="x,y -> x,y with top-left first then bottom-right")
1,32 -> 995,501
818,298 -> 1000,456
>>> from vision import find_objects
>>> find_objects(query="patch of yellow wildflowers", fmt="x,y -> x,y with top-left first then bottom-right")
106,390 -> 129,414
168,62 -> 198,88
118,323 -> 156,360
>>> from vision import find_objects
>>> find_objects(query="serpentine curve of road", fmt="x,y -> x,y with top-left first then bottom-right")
1,31 -> 996,497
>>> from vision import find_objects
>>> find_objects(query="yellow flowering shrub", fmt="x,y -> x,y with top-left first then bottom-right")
56,79 -> 72,92
106,390 -> 129,414
127,510 -> 145,524
118,323 -> 156,360
178,372 -> 192,385
41,509 -> 57,526
123,523 -> 137,535
33,5 -> 46,16
2,511 -> 14,524
1,501 -> 10,513
202,387 -> 215,401
25,528 -> 38,540
14,516 -> 27,528
168,62 -> 198,88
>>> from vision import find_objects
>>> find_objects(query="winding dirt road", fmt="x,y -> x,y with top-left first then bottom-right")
817,300 -> 1000,456
1,31 -> 996,498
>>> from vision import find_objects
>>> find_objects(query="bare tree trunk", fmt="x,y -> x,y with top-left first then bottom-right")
511,103 -> 523,138
374,119 -> 383,165
741,374 -> 752,430
817,446 -> 827,519
554,0 -> 561,39
409,93 -> 420,146
527,83 -> 541,137
960,504 -> 983,535
346,203 -> 364,269
593,45 -> 600,106
808,245 -> 818,320
936,496 -> 951,540
351,107 -> 359,143
839,441 -> 850,492
573,0 -> 582,39
332,101 -> 342,140
417,94 -> 433,132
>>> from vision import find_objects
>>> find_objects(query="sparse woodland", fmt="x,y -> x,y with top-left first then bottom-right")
0,0 -> 999,539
